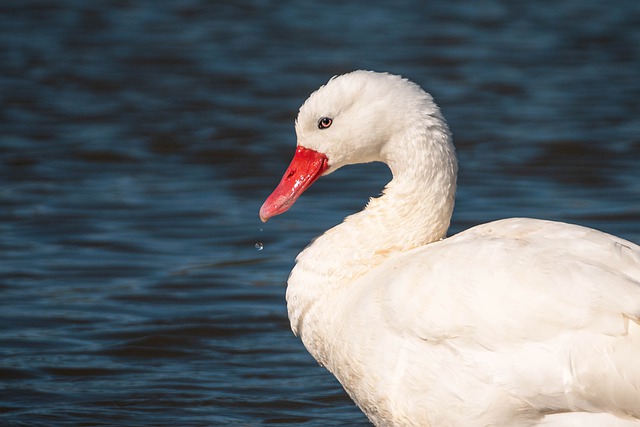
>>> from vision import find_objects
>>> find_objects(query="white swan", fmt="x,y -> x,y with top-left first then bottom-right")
259,71 -> 640,427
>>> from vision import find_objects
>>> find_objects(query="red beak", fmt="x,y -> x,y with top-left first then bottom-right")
260,146 -> 329,222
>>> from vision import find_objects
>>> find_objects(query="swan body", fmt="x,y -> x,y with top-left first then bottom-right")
260,71 -> 640,426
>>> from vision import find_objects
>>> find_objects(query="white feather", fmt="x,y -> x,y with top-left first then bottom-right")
273,71 -> 640,426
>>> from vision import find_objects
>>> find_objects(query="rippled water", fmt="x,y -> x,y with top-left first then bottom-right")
1,0 -> 639,425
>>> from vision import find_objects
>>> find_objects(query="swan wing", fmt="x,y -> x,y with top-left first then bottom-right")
369,218 -> 640,417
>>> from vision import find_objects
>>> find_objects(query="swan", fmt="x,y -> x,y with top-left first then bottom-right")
259,71 -> 640,426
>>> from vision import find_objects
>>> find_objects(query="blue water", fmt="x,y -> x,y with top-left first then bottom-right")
1,0 -> 639,425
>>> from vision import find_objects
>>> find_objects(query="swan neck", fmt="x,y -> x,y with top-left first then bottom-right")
301,121 -> 457,275
287,114 -> 457,337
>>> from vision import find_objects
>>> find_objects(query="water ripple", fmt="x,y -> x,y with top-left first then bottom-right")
1,0 -> 639,425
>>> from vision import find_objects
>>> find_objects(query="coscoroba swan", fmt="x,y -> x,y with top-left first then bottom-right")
259,71 -> 640,426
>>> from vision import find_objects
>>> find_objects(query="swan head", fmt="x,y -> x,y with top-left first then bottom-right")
260,70 -> 448,222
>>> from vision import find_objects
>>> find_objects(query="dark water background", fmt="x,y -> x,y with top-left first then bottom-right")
1,0 -> 639,425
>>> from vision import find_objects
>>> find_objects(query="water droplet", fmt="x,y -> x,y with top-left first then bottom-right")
255,242 -> 264,251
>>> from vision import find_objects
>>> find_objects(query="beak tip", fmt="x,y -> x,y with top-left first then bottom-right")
259,204 -> 271,223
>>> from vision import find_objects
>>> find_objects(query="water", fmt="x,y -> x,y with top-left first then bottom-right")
1,0 -> 639,425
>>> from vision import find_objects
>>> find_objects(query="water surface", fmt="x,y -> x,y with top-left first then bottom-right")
1,0 -> 639,425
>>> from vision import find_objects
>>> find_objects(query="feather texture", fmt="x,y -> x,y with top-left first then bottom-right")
262,71 -> 640,426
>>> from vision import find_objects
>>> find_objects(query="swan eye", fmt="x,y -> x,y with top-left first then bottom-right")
317,117 -> 333,129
